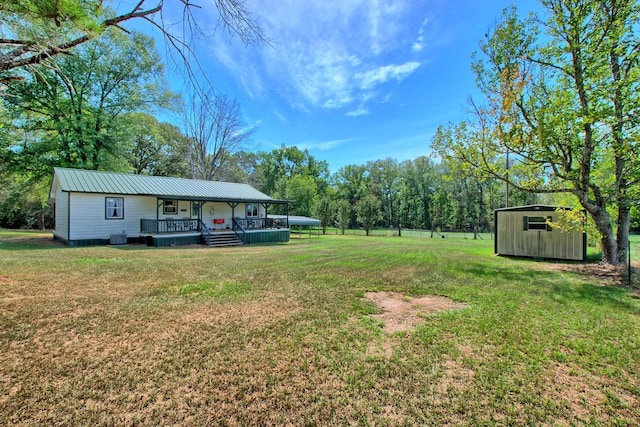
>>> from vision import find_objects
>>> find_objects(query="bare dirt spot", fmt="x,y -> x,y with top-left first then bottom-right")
542,261 -> 638,287
364,291 -> 469,333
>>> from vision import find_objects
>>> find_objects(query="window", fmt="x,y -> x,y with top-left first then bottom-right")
163,200 -> 178,215
191,202 -> 200,217
523,216 -> 552,231
246,203 -> 259,217
106,197 -> 124,219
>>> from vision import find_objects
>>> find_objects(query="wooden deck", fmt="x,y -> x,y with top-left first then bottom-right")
139,223 -> 290,247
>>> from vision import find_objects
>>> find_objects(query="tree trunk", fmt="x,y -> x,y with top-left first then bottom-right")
587,205 -> 619,265
616,201 -> 631,265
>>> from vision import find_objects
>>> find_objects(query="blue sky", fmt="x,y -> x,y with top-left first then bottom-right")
136,0 -> 540,173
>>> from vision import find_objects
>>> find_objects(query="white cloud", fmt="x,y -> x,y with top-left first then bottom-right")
412,18 -> 429,53
346,106 -> 370,117
208,0 -> 427,112
356,62 -> 421,90
297,137 -> 363,151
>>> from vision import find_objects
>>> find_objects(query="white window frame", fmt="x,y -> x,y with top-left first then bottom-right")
105,197 -> 124,219
246,203 -> 259,218
163,200 -> 178,215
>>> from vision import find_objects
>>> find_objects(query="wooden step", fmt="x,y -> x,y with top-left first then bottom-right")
202,233 -> 243,247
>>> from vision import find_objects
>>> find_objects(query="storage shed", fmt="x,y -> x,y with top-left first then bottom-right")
494,205 -> 586,261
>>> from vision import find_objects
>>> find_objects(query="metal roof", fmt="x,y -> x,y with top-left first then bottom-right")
494,204 -> 572,212
268,215 -> 321,226
50,168 -> 286,203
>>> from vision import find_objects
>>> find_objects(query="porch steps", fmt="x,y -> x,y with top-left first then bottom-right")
202,233 -> 243,247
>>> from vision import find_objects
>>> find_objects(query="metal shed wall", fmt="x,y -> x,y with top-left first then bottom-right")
494,206 -> 586,261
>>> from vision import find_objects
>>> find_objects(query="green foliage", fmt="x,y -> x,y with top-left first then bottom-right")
256,145 -> 330,197
0,172 -> 52,229
316,196 -> 333,235
355,194 -> 382,236
335,199 -> 351,235
121,113 -> 190,177
2,28 -> 173,176
284,174 -> 319,217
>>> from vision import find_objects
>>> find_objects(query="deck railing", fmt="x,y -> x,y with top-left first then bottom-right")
232,217 -> 286,230
140,219 -> 200,234
141,217 -> 288,234
231,218 -> 247,243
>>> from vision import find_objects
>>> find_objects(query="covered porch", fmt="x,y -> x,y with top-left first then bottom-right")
138,197 -> 290,247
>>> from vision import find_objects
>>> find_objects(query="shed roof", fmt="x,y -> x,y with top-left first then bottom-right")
49,168 -> 286,203
494,204 -> 572,212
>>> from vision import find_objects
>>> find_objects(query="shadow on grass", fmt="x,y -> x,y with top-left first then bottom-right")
458,259 -> 639,314
0,236 -> 66,251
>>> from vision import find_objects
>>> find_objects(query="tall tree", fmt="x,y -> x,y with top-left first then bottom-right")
2,28 -> 172,176
317,196 -> 333,235
121,113 -> 190,177
435,1 -> 639,265
184,90 -> 254,181
367,158 -> 401,228
335,199 -> 351,235
255,145 -> 330,197
356,194 -> 382,236
333,164 -> 370,228
399,157 -> 437,229
285,174 -> 319,217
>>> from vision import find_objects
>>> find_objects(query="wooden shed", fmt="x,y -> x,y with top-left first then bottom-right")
494,205 -> 586,261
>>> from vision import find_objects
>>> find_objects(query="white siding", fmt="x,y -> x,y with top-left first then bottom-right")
69,193 -> 156,240
201,202 -> 234,230
53,189 -> 69,241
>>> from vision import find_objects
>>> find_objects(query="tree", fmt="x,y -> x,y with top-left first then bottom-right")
435,1 -> 639,265
2,28 -> 171,177
216,150 -> 260,184
317,196 -> 333,235
356,195 -> 382,236
285,174 -> 318,217
0,171 -> 52,229
367,158 -> 401,228
336,199 -> 351,235
0,0 -> 267,81
122,113 -> 190,177
256,145 -> 330,197
333,164 -> 370,228
429,188 -> 453,237
399,157 -> 437,229
184,90 -> 254,181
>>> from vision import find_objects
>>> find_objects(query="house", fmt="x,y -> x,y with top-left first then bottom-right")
48,167 -> 290,247
494,205 -> 586,261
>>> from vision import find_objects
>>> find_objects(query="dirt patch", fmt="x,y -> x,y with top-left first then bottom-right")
542,261 -> 638,287
364,291 -> 468,333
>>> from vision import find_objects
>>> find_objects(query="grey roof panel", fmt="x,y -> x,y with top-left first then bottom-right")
52,168 -> 284,202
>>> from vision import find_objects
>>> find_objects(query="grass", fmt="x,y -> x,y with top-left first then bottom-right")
1,230 -> 639,426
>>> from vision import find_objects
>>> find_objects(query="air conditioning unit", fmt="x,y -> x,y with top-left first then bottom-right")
109,233 -> 127,245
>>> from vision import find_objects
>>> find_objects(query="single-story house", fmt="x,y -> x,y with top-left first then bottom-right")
48,167 -> 291,247
494,204 -> 586,261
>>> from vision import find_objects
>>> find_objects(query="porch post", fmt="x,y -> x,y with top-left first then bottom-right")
227,202 -> 240,228
156,198 -> 161,233
262,202 -> 270,228
286,203 -> 290,228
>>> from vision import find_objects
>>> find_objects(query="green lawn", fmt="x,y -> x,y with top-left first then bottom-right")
1,230 -> 638,425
